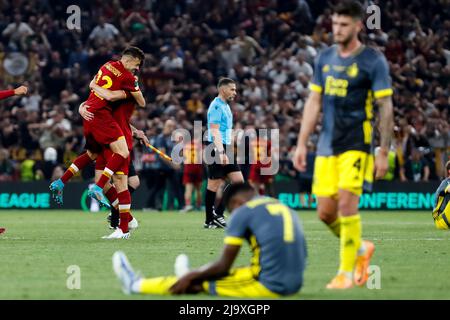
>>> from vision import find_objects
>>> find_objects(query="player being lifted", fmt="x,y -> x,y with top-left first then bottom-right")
50,47 -> 145,212
79,82 -> 148,239
293,0 -> 394,289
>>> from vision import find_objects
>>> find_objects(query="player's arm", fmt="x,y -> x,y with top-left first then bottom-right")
0,85 -> 28,100
130,90 -> 145,107
130,124 -> 149,145
374,95 -> 394,179
293,90 -> 322,172
89,79 -> 126,101
371,53 -> 395,179
210,123 -> 229,165
169,244 -> 241,294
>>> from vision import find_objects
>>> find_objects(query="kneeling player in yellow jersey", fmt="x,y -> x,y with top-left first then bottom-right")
432,161 -> 450,230
112,183 -> 307,297
293,1 -> 394,289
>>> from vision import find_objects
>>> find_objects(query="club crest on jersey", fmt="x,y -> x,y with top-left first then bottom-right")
322,64 -> 330,73
346,63 -> 359,78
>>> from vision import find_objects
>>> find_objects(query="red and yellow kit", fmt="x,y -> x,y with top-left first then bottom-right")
183,140 -> 203,184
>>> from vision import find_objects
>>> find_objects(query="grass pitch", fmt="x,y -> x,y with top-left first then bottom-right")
0,210 -> 449,300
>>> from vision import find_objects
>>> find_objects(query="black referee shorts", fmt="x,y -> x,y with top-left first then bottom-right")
206,143 -> 241,180
128,161 -> 137,178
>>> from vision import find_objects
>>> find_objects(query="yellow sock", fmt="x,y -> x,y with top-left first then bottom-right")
327,217 -> 341,237
139,276 -> 178,295
338,215 -> 362,274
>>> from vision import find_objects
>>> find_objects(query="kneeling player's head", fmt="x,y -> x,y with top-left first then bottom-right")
121,46 -> 145,73
332,0 -> 364,46
222,182 -> 256,213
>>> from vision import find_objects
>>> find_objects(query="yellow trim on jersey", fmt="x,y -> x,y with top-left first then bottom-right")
116,136 -> 125,141
363,90 -> 374,144
115,171 -> 125,175
309,83 -> 323,93
246,197 -> 277,209
249,235 -> 261,276
224,236 -> 244,246
374,88 -> 393,99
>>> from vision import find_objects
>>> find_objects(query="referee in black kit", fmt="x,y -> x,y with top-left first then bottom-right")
204,78 -> 244,229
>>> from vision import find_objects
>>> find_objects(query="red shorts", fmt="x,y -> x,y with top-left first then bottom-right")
95,148 -> 131,176
83,108 -> 124,152
249,163 -> 273,184
183,164 -> 204,184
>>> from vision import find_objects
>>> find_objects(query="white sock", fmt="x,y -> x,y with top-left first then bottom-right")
131,279 -> 142,293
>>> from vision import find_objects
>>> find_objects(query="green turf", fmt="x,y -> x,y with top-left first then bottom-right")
0,210 -> 449,300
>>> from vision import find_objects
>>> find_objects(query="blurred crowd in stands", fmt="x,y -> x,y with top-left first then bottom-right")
0,0 -> 448,196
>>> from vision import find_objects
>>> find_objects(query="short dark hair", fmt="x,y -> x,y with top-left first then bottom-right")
122,46 -> 145,62
217,77 -> 235,88
222,182 -> 255,208
446,160 -> 450,173
333,0 -> 365,20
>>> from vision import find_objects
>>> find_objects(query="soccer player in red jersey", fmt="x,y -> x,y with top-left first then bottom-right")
181,138 -> 204,212
84,84 -> 149,239
50,47 -> 145,208
0,85 -> 28,99
248,131 -> 274,196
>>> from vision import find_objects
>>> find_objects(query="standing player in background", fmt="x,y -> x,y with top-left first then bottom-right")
248,128 -> 274,196
180,136 -> 204,212
432,160 -> 450,230
293,0 -> 394,289
204,78 -> 244,229
50,47 -> 145,209
0,84 -> 28,235
111,182 -> 307,298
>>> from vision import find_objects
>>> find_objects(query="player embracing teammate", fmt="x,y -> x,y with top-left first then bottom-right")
50,47 -> 147,239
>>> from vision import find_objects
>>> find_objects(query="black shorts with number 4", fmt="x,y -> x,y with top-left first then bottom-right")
206,143 -> 240,180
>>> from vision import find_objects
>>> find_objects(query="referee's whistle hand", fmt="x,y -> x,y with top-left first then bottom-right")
293,145 -> 307,172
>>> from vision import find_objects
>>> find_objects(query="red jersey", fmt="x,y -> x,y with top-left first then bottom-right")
112,96 -> 136,150
251,137 -> 271,165
85,60 -> 139,112
183,140 -> 202,165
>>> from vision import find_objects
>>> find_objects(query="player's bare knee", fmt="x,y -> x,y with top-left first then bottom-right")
128,176 -> 140,189
113,175 -> 128,192
87,151 -> 97,160
318,210 -> 336,224
207,179 -> 221,192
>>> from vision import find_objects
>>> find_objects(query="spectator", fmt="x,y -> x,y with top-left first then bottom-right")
401,148 -> 431,182
2,13 -> 34,50
88,16 -> 120,45
0,148 -> 15,181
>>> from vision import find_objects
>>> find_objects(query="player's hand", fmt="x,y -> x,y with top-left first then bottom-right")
134,130 -> 149,145
374,148 -> 389,179
79,103 -> 94,121
169,274 -> 193,294
14,85 -> 28,96
293,144 -> 307,172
